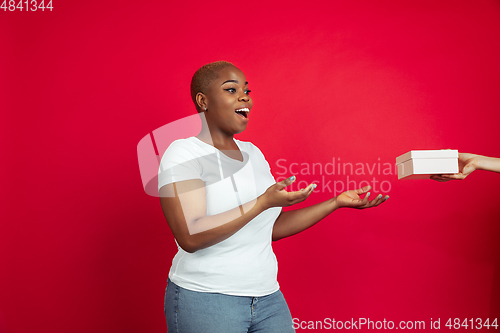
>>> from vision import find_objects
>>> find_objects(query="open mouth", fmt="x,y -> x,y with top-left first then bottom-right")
235,107 -> 250,119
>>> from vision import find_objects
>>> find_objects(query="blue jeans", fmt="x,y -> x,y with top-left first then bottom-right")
164,278 -> 295,333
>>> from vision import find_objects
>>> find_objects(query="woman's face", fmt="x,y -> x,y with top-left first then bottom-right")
203,65 -> 253,135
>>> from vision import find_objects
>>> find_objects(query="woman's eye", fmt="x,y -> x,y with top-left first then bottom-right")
224,87 -> 251,95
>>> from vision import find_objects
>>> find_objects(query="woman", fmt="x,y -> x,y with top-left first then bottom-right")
158,61 -> 389,333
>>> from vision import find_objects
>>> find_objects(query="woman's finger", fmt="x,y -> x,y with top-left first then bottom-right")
289,183 -> 316,204
361,193 -> 387,208
430,175 -> 450,182
366,194 -> 380,207
298,184 -> 316,203
354,185 -> 372,195
364,193 -> 377,207
372,194 -> 386,207
431,173 -> 466,181
276,175 -> 296,191
359,191 -> 370,206
447,173 -> 466,180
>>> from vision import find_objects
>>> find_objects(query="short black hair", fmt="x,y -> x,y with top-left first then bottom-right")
190,61 -> 234,111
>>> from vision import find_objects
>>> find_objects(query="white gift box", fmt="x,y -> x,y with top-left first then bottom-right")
396,150 -> 459,179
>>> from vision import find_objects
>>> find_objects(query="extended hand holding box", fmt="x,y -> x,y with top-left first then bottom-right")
396,150 -> 459,180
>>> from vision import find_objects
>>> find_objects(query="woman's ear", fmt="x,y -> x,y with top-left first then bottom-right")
196,92 -> 207,111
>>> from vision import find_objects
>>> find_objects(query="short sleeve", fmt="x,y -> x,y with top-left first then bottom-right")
248,142 -> 274,177
158,140 -> 203,191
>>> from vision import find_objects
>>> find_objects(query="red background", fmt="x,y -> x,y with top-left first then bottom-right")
2,0 -> 500,332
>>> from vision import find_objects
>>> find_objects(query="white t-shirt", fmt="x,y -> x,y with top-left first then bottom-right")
158,136 -> 282,296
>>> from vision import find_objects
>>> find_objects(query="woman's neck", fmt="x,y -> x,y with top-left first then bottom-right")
196,127 -> 238,151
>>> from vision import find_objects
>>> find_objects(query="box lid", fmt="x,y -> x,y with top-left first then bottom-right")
396,150 -> 458,165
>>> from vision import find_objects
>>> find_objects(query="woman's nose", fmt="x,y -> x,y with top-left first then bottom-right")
238,92 -> 249,101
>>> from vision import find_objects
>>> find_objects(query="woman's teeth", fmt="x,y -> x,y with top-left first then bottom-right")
235,108 -> 250,118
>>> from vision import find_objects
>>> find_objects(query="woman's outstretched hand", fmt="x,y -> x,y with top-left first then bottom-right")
336,185 -> 389,209
431,153 -> 480,182
259,176 -> 316,210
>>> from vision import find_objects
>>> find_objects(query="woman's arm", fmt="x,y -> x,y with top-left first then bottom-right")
160,176 -> 314,253
272,186 -> 388,241
479,155 -> 500,173
431,153 -> 500,182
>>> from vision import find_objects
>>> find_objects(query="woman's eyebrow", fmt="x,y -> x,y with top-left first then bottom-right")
221,80 -> 249,86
